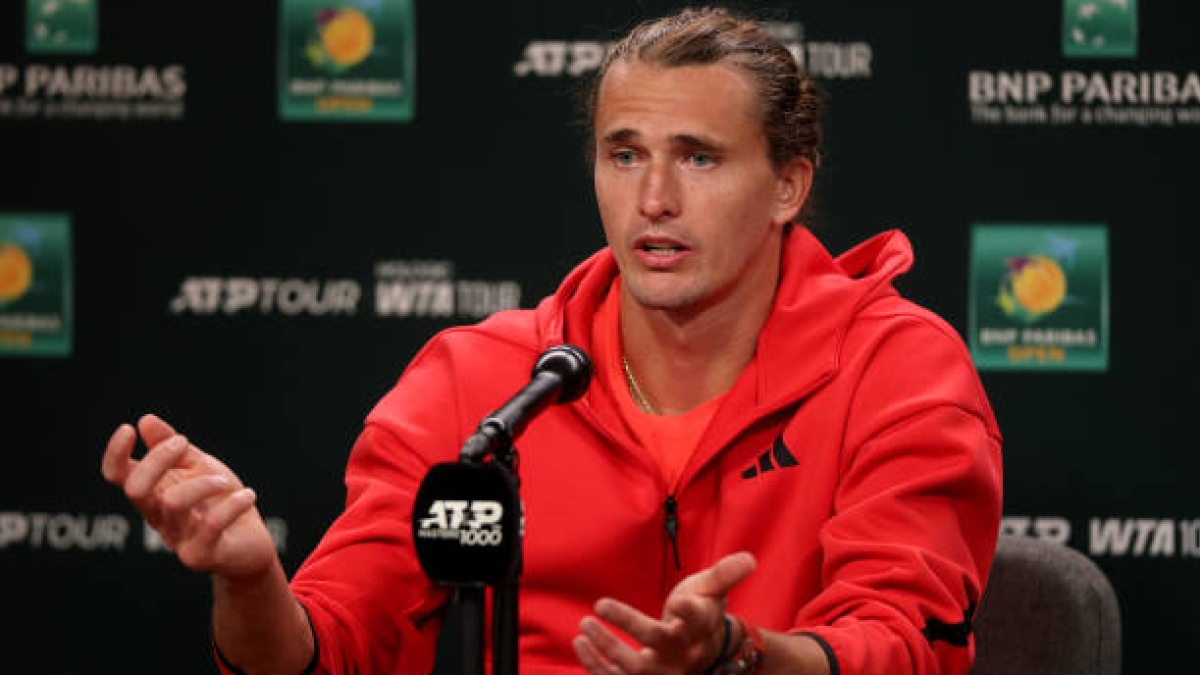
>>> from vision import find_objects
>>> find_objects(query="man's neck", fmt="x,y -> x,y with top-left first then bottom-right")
618,259 -> 781,416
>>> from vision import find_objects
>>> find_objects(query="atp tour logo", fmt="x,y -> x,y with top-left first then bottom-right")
417,500 -> 504,547
167,260 -> 521,320
513,21 -> 873,81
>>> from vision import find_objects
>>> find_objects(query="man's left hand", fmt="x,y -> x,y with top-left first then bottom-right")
573,552 -> 757,675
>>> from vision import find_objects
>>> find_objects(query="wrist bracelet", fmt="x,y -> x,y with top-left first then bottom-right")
716,615 -> 765,675
703,615 -> 734,675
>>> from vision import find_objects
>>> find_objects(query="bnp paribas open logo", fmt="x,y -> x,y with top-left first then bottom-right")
25,0 -> 98,54
1062,0 -> 1137,58
279,0 -> 416,122
0,214 -> 73,357
969,225 -> 1108,371
306,8 -> 375,74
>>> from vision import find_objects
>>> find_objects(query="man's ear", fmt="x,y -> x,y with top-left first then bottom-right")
772,157 -> 814,227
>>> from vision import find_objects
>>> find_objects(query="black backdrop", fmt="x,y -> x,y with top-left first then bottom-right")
2,2 -> 1197,673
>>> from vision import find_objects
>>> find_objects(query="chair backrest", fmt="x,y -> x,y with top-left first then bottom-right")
968,534 -> 1121,675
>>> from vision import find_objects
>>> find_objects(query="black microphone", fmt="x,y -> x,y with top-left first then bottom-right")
411,344 -> 592,587
412,461 -> 522,586
459,344 -> 592,462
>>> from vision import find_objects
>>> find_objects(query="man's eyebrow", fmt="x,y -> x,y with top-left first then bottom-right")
600,129 -> 725,151
672,134 -> 724,152
601,128 -> 639,144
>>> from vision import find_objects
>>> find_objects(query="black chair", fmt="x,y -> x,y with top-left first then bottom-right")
969,534 -> 1121,675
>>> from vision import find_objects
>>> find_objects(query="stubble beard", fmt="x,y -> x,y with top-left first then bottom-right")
623,271 -> 714,321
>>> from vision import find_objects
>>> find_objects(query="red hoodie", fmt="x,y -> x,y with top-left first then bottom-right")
273,228 -> 1002,675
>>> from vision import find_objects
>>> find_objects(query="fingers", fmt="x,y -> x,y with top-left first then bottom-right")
157,474 -> 235,541
137,413 -> 177,448
123,434 -> 189,502
684,551 -> 757,598
161,474 -> 233,512
578,617 -> 644,674
663,594 -> 710,632
101,424 -> 138,485
573,634 -> 620,675
101,417 -> 269,578
595,598 -> 674,647
575,552 -> 759,675
191,487 -> 257,550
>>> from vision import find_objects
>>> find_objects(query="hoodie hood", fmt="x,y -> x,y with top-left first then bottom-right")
533,227 -> 915,416
530,227 -> 912,429
755,227 -> 913,410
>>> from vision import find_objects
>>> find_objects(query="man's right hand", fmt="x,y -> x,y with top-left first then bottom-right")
103,413 -> 316,675
101,413 -> 278,581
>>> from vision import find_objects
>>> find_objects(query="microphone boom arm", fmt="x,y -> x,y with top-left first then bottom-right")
458,344 -> 592,464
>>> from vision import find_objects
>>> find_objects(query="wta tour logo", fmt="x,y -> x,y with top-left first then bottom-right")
0,214 -> 72,357
278,0 -> 416,121
969,225 -> 1109,371
1062,0 -> 1137,58
25,0 -> 97,54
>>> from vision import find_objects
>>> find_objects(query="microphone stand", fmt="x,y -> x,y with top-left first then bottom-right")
491,441 -> 520,675
442,344 -> 592,675
457,422 -> 521,675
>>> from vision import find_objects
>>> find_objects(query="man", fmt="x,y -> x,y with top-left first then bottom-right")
102,8 -> 1002,675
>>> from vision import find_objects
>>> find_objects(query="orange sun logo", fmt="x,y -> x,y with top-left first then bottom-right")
0,242 -> 33,303
307,8 -> 375,71
998,254 -> 1067,322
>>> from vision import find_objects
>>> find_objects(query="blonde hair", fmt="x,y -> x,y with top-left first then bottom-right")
586,6 -> 822,170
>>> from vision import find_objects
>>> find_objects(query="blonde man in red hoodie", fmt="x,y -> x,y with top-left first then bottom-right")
103,8 -> 1002,675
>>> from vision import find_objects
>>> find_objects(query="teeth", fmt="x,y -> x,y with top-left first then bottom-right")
644,245 -> 680,254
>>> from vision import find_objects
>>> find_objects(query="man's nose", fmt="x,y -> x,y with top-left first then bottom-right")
638,161 -> 680,221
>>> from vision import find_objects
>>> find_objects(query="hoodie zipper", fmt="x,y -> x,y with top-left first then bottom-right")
572,396 -> 687,575
664,495 -> 681,571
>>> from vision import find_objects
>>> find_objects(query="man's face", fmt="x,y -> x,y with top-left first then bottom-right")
593,60 -> 805,315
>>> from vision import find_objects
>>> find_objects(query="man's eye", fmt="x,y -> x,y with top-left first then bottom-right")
612,150 -> 637,166
688,152 -> 715,167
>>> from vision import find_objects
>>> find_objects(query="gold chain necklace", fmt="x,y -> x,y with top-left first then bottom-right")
622,356 -> 658,415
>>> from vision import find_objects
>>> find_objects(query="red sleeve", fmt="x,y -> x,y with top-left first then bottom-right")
285,337 -> 466,675
210,422 -> 445,675
794,316 -> 1004,675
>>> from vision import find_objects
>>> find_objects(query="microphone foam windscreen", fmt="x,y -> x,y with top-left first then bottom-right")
412,462 -> 522,586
